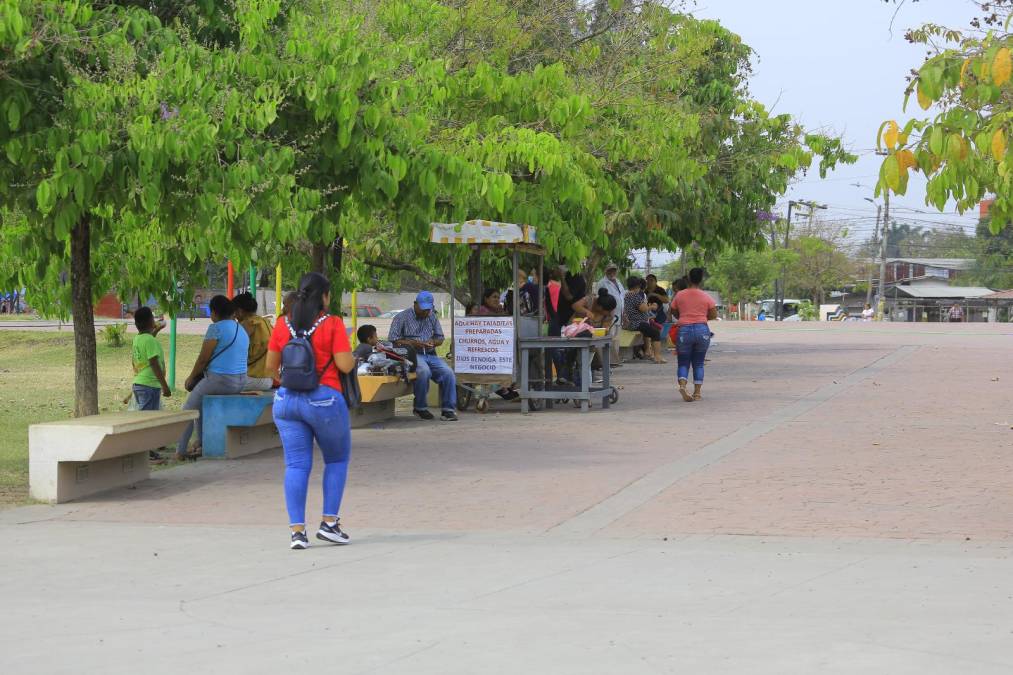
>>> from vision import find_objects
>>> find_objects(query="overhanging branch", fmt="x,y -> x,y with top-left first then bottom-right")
347,250 -> 472,305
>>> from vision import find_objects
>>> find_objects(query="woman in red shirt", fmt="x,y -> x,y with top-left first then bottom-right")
266,272 -> 355,550
670,268 -> 717,403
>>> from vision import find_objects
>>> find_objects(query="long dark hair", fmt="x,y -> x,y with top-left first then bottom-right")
595,287 -> 616,312
290,272 -> 330,332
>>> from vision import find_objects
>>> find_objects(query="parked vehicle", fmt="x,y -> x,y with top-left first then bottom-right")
759,298 -> 801,319
355,305 -> 382,317
379,309 -> 404,318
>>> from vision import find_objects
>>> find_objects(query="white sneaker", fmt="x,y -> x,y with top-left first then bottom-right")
290,530 -> 309,550
316,519 -> 350,545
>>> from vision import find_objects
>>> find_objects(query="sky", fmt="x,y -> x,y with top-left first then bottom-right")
636,0 -> 985,268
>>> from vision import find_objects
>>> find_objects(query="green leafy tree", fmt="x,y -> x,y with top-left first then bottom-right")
785,235 -> 855,307
708,248 -> 777,307
966,210 -> 1013,287
345,1 -> 855,297
876,3 -> 1013,227
0,2 -> 320,415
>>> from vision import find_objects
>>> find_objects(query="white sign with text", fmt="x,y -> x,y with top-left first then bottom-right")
453,317 -> 514,375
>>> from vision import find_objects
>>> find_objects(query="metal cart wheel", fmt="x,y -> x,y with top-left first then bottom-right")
457,386 -> 473,411
527,397 -> 543,411
476,398 -> 490,414
608,387 -> 619,405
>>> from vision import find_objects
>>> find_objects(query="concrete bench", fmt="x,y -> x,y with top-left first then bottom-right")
29,410 -> 198,503
353,374 -> 415,428
618,329 -> 644,361
202,392 -> 279,459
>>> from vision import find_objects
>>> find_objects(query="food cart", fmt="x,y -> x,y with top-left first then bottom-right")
431,221 -> 618,413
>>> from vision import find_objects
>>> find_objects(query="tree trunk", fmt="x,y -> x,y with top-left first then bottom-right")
311,242 -> 327,274
583,247 -> 604,288
71,216 -> 99,417
466,247 -> 482,305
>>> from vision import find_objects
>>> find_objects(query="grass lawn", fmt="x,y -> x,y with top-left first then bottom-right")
0,330 -> 205,506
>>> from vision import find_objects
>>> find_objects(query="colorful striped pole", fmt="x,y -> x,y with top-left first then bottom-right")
168,317 -> 177,389
227,260 -> 234,298
351,289 -> 358,332
275,264 -> 283,317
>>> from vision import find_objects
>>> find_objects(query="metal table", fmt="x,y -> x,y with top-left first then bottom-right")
517,335 -> 618,413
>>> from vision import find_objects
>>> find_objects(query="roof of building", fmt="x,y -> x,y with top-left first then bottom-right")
885,258 -> 975,270
891,284 -> 994,299
984,289 -> 1013,300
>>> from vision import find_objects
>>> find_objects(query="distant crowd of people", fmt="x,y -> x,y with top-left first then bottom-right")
593,265 -> 716,401
126,264 -> 719,550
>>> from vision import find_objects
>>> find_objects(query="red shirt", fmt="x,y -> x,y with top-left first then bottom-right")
268,314 -> 351,391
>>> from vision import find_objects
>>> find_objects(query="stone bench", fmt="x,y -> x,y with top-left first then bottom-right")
353,374 -> 415,428
618,329 -> 644,361
202,392 -> 279,459
29,410 -> 198,503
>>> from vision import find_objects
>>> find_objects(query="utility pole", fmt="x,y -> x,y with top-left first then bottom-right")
876,190 -> 890,320
864,198 -> 882,306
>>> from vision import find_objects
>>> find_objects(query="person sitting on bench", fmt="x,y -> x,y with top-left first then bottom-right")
354,324 -> 378,362
233,292 -> 275,391
387,291 -> 458,421
176,295 -> 249,460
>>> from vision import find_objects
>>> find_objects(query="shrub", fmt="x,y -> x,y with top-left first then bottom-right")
101,323 -> 128,348
797,300 -> 817,321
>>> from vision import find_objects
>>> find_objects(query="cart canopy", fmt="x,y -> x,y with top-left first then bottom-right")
430,220 -> 537,245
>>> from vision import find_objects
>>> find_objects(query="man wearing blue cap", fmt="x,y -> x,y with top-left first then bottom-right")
388,290 -> 458,421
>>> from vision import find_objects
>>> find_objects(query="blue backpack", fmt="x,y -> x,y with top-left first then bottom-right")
280,314 -> 329,391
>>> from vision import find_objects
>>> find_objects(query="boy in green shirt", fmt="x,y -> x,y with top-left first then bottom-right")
131,306 -> 171,410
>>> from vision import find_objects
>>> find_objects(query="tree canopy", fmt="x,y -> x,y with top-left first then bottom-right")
876,3 -> 1013,228
1,0 -> 854,415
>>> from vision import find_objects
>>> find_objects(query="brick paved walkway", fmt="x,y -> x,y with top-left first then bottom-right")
4,322 -> 1013,673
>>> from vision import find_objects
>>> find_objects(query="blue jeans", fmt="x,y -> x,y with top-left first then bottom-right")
414,353 -> 457,412
676,323 -> 711,385
273,385 -> 351,527
132,384 -> 161,411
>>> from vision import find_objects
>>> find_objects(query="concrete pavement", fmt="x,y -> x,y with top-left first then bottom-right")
3,322 -> 1013,673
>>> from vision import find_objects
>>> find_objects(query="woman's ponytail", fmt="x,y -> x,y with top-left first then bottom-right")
290,272 -> 331,332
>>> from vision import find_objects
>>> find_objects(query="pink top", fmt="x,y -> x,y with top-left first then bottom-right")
547,281 -> 562,312
670,288 -> 716,326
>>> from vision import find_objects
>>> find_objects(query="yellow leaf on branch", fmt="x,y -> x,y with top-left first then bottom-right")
960,58 -> 972,87
898,149 -> 919,171
917,83 -> 932,110
883,120 -> 899,149
994,47 -> 1012,86
993,128 -> 1007,160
